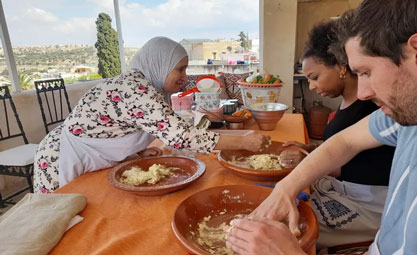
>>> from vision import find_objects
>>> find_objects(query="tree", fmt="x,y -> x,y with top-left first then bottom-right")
238,31 -> 249,51
19,73 -> 35,91
95,13 -> 121,78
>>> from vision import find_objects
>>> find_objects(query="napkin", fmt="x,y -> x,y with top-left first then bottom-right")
0,193 -> 87,255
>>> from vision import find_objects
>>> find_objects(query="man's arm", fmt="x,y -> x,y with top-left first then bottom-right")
250,115 -> 383,234
282,114 -> 382,197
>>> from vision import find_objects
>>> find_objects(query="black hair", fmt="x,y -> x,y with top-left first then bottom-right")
303,21 -> 339,67
343,0 -> 417,66
329,10 -> 356,68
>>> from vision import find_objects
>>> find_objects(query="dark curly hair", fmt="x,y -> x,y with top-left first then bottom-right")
302,21 -> 339,67
329,9 -> 356,68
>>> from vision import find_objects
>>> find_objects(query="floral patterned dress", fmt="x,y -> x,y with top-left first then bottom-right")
33,71 -> 219,193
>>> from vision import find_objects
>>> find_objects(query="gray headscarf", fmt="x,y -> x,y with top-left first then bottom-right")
130,36 -> 187,102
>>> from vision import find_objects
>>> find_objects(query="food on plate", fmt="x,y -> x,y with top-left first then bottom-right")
192,213 -> 247,255
120,164 -> 180,185
229,154 -> 283,170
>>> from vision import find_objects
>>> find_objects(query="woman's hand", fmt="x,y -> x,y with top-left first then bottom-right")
137,147 -> 163,158
279,149 -> 305,168
226,217 -> 306,255
283,141 -> 317,153
249,183 -> 301,237
243,132 -> 271,152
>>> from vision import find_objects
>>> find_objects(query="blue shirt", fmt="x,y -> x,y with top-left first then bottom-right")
369,109 -> 417,254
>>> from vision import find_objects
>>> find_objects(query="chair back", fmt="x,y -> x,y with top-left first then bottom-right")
35,78 -> 71,134
0,86 -> 28,144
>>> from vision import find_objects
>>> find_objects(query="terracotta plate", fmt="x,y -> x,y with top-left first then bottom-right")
107,155 -> 205,195
172,184 -> 318,255
218,141 -> 308,181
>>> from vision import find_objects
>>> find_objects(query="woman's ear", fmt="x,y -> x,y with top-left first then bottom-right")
337,65 -> 347,79
335,65 -> 347,73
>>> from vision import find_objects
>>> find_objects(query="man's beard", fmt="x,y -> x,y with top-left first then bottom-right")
381,67 -> 417,126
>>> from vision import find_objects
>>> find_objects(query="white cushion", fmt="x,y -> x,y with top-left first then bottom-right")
0,144 -> 38,166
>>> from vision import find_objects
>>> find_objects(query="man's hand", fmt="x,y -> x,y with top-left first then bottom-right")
249,184 -> 301,237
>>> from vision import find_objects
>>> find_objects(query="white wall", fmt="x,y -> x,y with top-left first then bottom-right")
262,0 -> 298,110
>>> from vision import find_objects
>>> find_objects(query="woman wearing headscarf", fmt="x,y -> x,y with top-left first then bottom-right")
33,37 -> 269,193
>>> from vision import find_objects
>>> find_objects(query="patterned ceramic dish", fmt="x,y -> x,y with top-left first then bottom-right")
195,92 -> 220,110
218,141 -> 308,181
237,80 -> 283,107
107,155 -> 205,195
171,184 -> 318,255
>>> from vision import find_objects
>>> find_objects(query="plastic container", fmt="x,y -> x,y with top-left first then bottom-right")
171,92 -> 193,111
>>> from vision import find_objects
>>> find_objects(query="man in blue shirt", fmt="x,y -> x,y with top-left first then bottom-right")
226,1 -> 417,254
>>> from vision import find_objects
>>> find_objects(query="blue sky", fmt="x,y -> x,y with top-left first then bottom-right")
2,0 -> 259,47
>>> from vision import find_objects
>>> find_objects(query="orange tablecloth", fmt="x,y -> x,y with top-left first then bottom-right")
51,114 -> 310,255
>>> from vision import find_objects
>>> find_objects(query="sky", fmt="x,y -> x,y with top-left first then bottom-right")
2,0 -> 259,47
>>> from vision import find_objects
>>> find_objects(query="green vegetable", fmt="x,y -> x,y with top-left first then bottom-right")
250,74 -> 282,84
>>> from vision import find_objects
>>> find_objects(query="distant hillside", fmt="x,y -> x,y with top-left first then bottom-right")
0,45 -> 140,75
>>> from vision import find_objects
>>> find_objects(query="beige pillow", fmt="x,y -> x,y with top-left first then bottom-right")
0,193 -> 87,255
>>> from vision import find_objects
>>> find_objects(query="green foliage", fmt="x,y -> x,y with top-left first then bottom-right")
18,73 -> 35,90
89,73 -> 102,79
238,31 -> 249,50
11,46 -> 97,69
95,13 -> 121,78
64,77 -> 78,85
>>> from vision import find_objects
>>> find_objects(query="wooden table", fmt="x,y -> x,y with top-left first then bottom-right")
51,114 -> 311,255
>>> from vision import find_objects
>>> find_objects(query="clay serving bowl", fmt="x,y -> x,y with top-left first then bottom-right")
223,114 -> 251,123
218,141 -> 308,181
107,155 -> 205,196
248,102 -> 289,131
172,185 -> 318,255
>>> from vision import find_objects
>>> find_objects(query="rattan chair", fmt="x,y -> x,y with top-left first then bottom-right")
0,86 -> 38,208
35,78 -> 71,134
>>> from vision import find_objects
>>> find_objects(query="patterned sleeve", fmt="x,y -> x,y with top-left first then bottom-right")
122,77 -> 220,154
368,109 -> 399,147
